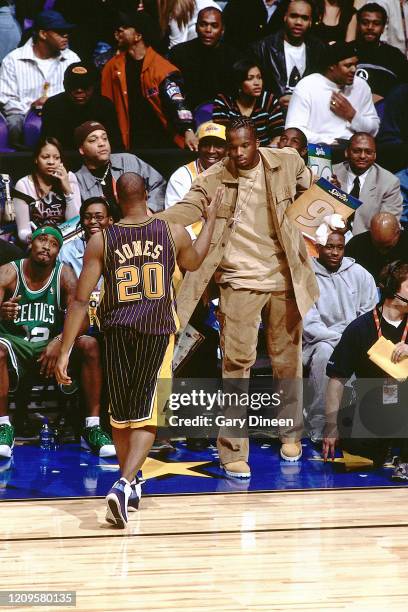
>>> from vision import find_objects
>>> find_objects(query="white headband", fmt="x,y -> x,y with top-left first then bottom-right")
315,214 -> 345,246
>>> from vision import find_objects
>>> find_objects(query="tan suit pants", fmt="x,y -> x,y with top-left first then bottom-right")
217,284 -> 303,465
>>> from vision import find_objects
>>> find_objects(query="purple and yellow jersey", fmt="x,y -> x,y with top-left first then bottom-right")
99,219 -> 179,334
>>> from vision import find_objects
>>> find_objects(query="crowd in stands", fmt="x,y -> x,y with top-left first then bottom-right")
0,2 -> 408,159
1,0 -> 408,480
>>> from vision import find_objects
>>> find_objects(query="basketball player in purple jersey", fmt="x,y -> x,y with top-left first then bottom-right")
56,172 -> 222,527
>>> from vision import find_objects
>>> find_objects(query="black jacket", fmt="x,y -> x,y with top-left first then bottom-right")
223,0 -> 289,51
377,84 -> 408,146
41,92 -> 124,151
345,229 -> 408,282
169,38 -> 240,110
249,30 -> 326,98
355,41 -> 408,98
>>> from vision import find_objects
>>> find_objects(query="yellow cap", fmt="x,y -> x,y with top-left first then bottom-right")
197,121 -> 226,142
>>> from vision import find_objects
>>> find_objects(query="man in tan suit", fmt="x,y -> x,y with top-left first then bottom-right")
160,116 -> 319,477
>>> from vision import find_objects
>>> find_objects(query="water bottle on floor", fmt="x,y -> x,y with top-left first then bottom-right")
39,420 -> 54,450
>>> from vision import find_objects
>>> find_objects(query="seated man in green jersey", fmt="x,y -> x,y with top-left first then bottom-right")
0,223 -> 115,458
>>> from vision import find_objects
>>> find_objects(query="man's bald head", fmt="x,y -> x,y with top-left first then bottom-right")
370,212 -> 401,253
349,132 -> 376,148
117,172 -> 146,203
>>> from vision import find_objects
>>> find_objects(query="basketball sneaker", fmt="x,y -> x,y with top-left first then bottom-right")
81,425 -> 116,457
151,438 -> 175,451
383,449 -> 399,469
392,461 -> 408,481
0,424 -> 14,458
105,478 -> 132,528
128,477 -> 143,512
280,441 -> 303,462
223,460 -> 251,479
105,477 -> 143,524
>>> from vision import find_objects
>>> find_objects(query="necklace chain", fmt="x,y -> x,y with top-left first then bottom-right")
231,164 -> 261,232
95,162 -> 111,186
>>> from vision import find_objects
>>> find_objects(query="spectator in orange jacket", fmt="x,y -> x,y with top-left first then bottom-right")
101,10 -> 198,151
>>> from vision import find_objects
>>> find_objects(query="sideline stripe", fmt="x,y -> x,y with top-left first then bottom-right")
3,522 -> 408,544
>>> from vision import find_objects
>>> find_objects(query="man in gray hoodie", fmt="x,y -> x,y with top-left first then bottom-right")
303,226 -> 378,441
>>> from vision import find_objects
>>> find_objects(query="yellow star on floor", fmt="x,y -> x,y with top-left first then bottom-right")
141,457 -> 213,479
97,458 -> 215,479
310,451 -> 373,470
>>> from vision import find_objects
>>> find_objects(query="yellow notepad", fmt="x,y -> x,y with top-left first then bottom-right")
367,336 -> 408,381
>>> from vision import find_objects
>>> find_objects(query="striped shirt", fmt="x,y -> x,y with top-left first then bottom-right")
99,219 -> 179,335
212,91 -> 284,146
0,38 -> 79,116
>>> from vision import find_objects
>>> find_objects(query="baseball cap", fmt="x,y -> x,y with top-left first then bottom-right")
323,41 -> 358,68
116,11 -> 139,29
33,10 -> 76,32
74,121 -> 107,148
64,63 -> 98,92
197,122 -> 226,143
115,10 -> 155,42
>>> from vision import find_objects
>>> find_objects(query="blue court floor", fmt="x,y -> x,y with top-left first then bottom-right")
0,438 -> 405,501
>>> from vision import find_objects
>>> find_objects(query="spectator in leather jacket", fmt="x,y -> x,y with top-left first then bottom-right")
249,0 -> 325,112
101,10 -> 197,150
222,0 -> 289,51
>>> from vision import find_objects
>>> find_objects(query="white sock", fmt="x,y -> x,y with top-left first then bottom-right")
120,477 -> 131,486
85,416 -> 99,428
0,416 -> 11,426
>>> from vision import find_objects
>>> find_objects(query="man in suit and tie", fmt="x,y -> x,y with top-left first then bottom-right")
332,132 -> 403,235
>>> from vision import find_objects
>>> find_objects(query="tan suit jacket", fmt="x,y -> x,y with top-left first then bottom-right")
159,147 -> 319,328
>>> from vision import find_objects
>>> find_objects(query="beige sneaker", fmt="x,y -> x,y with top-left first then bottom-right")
280,441 -> 302,462
223,460 -> 251,479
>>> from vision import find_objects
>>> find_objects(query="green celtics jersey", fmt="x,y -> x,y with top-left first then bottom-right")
0,259 -> 64,343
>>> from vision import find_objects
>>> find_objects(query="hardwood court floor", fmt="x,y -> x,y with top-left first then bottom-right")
1,488 -> 408,611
